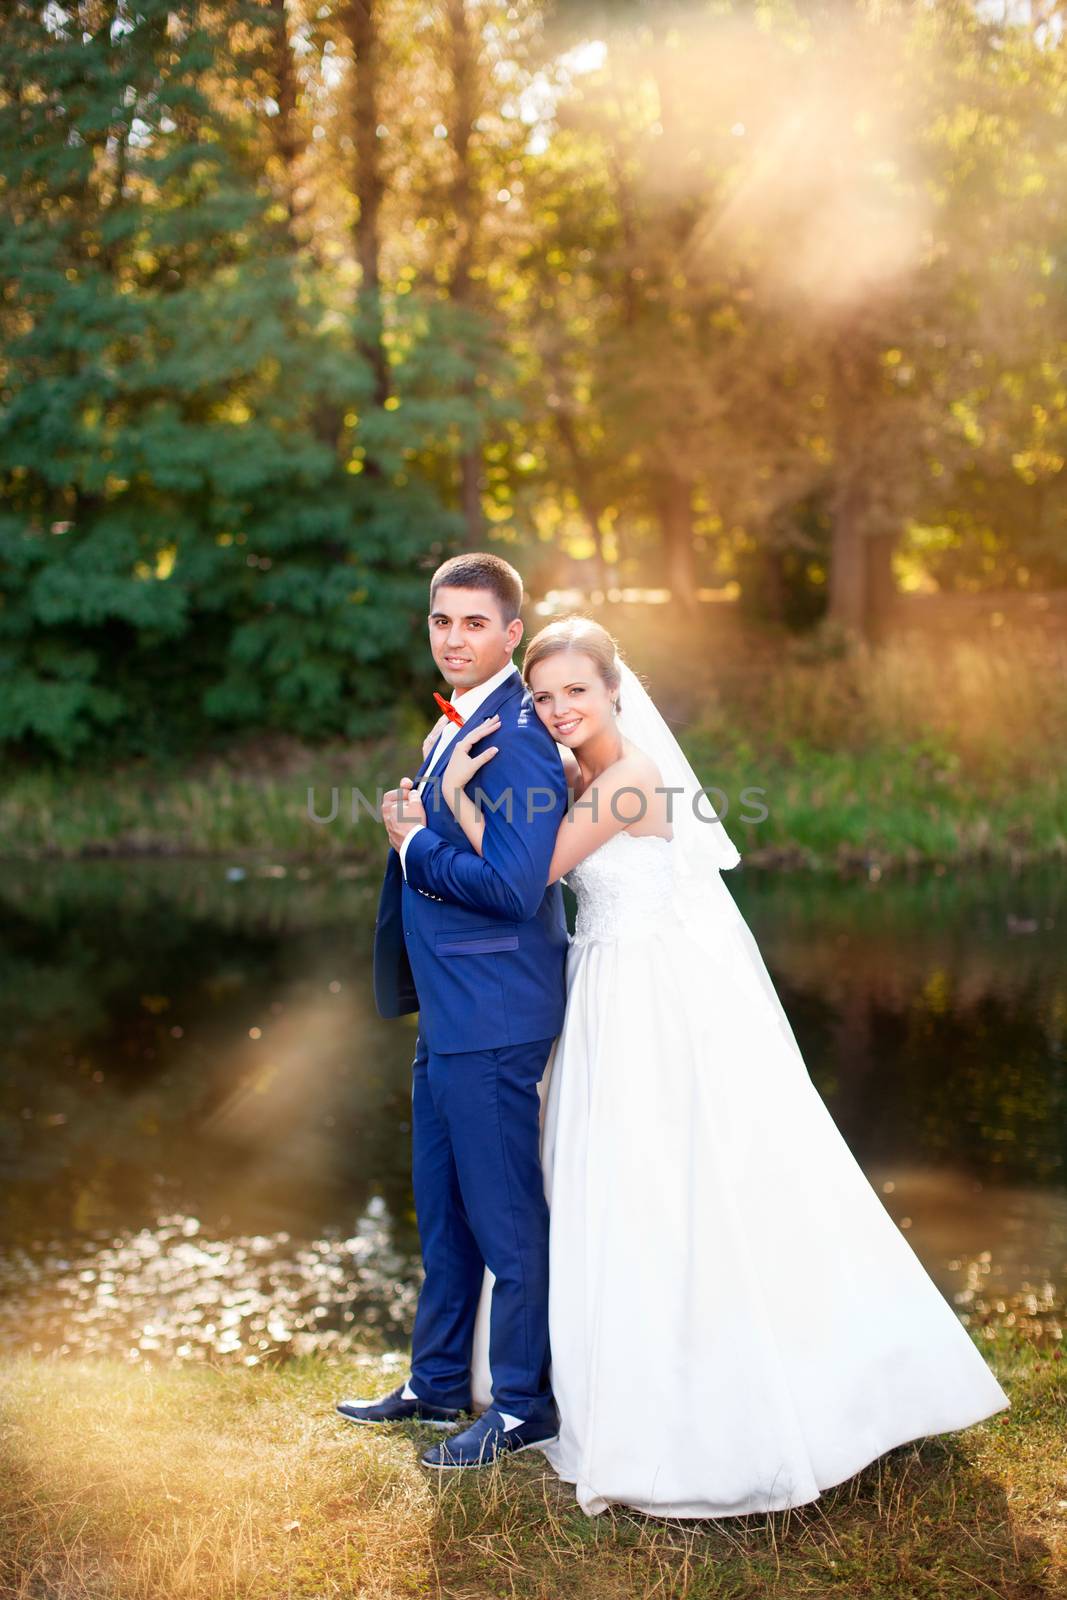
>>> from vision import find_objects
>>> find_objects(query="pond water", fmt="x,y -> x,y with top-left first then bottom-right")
1,857 -> 1063,1366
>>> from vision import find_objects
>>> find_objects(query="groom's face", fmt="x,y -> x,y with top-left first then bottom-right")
428,585 -> 523,692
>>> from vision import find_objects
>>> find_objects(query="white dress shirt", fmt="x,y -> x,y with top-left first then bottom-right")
398,658 -> 519,878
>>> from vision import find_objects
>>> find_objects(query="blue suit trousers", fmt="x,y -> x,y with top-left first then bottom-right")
408,1030 -> 555,1421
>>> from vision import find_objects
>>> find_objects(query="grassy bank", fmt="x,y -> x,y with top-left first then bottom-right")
0,1335 -> 1061,1600
2,632 -> 1064,873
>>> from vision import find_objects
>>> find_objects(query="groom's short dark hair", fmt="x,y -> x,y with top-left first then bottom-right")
429,552 -> 524,624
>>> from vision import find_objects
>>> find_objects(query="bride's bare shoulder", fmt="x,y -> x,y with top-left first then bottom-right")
606,742 -> 671,836
580,743 -> 666,809
617,738 -> 665,792
555,740 -> 664,804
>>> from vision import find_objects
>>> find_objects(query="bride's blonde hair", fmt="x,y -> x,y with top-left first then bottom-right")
521,615 -> 624,711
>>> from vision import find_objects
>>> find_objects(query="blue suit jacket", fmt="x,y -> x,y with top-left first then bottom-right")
372,668 -> 570,1055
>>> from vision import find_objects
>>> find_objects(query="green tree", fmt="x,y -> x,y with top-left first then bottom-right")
0,0 -> 465,763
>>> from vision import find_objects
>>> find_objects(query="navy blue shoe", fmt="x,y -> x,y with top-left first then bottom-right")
336,1378 -> 465,1430
420,1406 -> 559,1469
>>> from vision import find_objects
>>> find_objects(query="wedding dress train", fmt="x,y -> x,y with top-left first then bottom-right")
469,828 -> 1009,1519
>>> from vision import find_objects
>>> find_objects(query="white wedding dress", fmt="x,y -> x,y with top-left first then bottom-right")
469,825 -> 1010,1519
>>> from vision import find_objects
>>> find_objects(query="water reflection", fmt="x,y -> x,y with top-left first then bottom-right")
0,1206 -> 417,1366
1,857 -> 1063,1364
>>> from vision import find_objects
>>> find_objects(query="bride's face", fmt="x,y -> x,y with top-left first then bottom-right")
526,650 -> 614,749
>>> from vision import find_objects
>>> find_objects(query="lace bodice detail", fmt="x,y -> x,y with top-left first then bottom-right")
565,831 -> 676,946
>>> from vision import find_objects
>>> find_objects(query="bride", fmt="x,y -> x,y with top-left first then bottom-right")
436,614 -> 1009,1520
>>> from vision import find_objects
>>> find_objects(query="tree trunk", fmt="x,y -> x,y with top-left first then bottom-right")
268,0 -> 302,245
828,475 -> 868,636
761,545 -> 787,623
653,473 -> 698,614
554,404 -> 609,591
265,0 -> 339,555
345,0 -> 390,412
866,529 -> 898,641
828,526 -> 867,634
826,314 -> 879,641
448,0 -> 484,548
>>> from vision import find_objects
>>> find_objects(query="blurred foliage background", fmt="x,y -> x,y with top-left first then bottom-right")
0,0 -> 1064,770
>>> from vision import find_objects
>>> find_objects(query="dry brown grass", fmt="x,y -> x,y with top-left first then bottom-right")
1,1335 -> 1062,1599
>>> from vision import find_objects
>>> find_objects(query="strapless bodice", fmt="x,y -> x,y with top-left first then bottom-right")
565,831 -> 676,946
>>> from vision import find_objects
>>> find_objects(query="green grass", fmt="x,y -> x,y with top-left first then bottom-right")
1,630 -> 1065,872
0,735 -> 403,864
0,1334 -> 1062,1599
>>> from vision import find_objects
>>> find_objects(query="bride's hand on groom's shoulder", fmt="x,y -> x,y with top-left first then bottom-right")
442,714 -> 501,797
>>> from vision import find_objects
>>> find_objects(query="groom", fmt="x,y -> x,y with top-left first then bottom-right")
336,552 -> 570,1468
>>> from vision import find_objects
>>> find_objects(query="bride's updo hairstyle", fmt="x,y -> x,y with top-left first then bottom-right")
521,615 -> 623,712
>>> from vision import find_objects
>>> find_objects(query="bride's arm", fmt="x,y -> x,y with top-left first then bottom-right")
438,715 -> 501,855
444,725 -> 582,859
439,725 -> 652,884
546,752 -> 657,884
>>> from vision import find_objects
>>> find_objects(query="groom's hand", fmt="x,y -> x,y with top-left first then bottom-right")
383,776 -> 427,850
